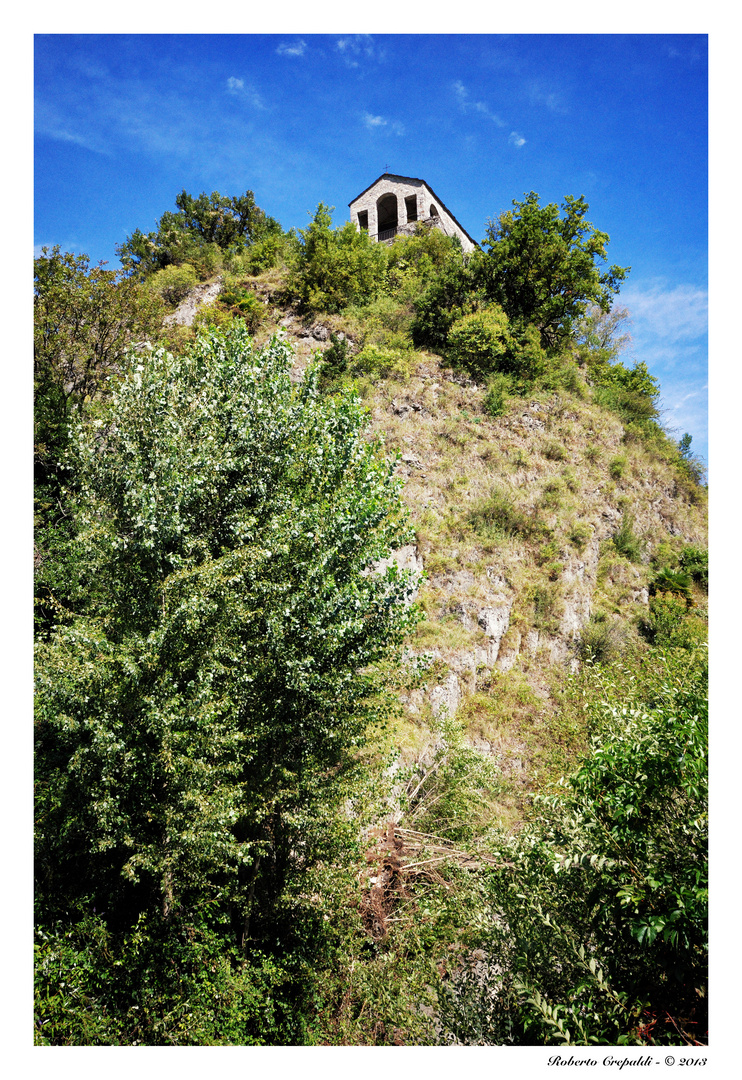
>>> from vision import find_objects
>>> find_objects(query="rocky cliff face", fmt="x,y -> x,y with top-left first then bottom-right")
176,284 -> 708,790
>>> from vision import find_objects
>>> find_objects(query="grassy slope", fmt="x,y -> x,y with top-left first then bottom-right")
187,264 -> 707,827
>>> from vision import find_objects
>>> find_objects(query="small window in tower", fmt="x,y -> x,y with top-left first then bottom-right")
405,195 -> 418,222
357,210 -> 369,231
430,204 -> 439,218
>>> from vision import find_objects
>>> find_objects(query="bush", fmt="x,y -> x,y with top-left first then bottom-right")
542,439 -> 568,462
576,614 -> 625,663
150,262 -> 198,306
289,203 -> 388,314
351,343 -> 411,380
608,455 -> 627,479
35,324 -> 420,1042
650,567 -> 693,604
447,306 -> 511,375
612,513 -> 642,562
679,545 -> 708,589
218,283 -> 265,332
568,522 -> 592,550
444,644 -> 707,1045
469,488 -> 547,541
410,252 -> 481,353
483,373 -> 511,417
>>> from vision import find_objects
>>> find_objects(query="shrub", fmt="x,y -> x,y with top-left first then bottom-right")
289,203 -> 388,314
483,373 -> 511,417
350,343 -> 411,380
447,305 -> 511,375
218,283 -> 265,332
469,488 -> 547,541
444,643 -> 707,1046
650,567 -> 693,604
35,324 -> 419,1042
569,521 -> 592,550
679,545 -> 708,589
608,455 -> 626,479
558,468 -> 576,494
612,513 -> 642,562
576,614 -> 625,663
150,262 -> 198,306
542,439 -> 568,462
530,581 -> 562,631
317,332 -> 352,388
410,252 -> 481,353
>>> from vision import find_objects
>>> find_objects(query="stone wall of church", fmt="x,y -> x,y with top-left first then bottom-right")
349,175 -> 475,252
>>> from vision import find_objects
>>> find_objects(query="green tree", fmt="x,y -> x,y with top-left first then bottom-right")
34,247 -> 165,635
117,189 -> 282,277
478,193 -> 630,349
440,645 -> 707,1046
34,247 -> 164,463
410,246 -> 481,352
289,203 -> 389,313
35,323 -> 417,977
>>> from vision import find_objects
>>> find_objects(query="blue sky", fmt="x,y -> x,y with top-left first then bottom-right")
34,32 -> 708,461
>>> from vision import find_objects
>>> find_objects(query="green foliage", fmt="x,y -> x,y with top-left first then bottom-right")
447,305 -> 511,375
218,282 -> 265,332
530,581 -> 563,632
410,249 -> 481,353
576,614 -> 625,664
608,455 -> 627,479
676,434 -> 706,487
592,360 -> 661,434
386,226 -> 464,305
317,332 -> 352,389
477,192 -> 630,350
483,373 -> 512,417
568,522 -> 592,550
542,439 -> 568,463
289,203 -> 388,314
34,247 -> 165,635
117,189 -> 282,278
34,247 -> 165,459
612,513 -> 642,562
651,567 -> 693,604
442,644 -> 707,1045
149,263 -> 198,306
574,303 -> 632,364
469,488 -> 548,542
678,545 -> 708,589
35,323 -> 420,1042
401,711 -> 501,843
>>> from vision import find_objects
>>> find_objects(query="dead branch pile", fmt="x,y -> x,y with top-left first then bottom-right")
359,821 -> 513,940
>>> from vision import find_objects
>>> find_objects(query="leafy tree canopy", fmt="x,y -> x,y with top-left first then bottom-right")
35,323 -> 417,940
34,246 -> 164,478
117,189 -> 282,277
289,203 -> 389,314
477,192 -> 630,349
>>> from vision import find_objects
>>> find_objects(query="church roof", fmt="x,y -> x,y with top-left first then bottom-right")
348,173 -> 478,249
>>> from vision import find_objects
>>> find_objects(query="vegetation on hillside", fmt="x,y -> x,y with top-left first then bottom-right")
34,187 -> 707,1046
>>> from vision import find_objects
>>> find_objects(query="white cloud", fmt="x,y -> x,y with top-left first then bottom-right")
225,77 -> 265,109
453,80 -> 505,126
362,113 -> 404,135
621,280 -> 708,343
336,35 -> 381,67
276,40 -> 307,58
528,82 -> 567,114
509,131 -> 526,147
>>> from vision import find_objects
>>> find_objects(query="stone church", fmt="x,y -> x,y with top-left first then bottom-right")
348,173 -> 477,253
